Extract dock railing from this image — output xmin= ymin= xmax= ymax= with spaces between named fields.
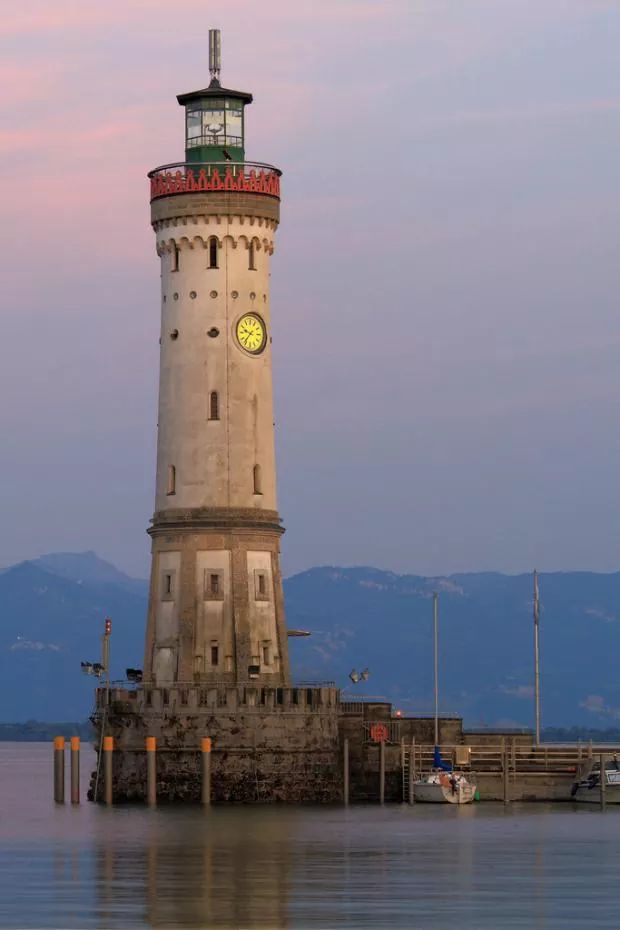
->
xmin=403 ymin=741 xmax=620 ymax=786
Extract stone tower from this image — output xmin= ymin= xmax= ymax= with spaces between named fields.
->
xmin=143 ymin=31 xmax=289 ymax=689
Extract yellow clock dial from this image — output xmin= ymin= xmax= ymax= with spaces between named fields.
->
xmin=236 ymin=314 xmax=266 ymax=354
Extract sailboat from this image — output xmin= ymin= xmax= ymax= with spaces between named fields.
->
xmin=413 ymin=593 xmax=477 ymax=804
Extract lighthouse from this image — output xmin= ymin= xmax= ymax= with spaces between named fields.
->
xmin=91 ymin=34 xmax=341 ymax=803
xmin=143 ymin=30 xmax=290 ymax=689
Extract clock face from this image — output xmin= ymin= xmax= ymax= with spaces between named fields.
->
xmin=236 ymin=314 xmax=267 ymax=354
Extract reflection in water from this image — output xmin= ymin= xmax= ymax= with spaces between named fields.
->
xmin=136 ymin=810 xmax=291 ymax=928
xmin=2 ymin=745 xmax=620 ymax=929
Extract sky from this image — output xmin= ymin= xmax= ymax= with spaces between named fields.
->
xmin=1 ymin=0 xmax=620 ymax=579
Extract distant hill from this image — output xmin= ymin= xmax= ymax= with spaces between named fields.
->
xmin=0 ymin=554 xmax=146 ymax=720
xmin=1 ymin=553 xmax=620 ymax=728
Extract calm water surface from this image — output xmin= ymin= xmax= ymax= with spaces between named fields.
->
xmin=0 ymin=743 xmax=618 ymax=929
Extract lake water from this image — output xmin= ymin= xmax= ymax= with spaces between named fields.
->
xmin=0 ymin=742 xmax=618 ymax=928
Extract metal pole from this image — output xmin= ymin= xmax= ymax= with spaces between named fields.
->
xmin=70 ymin=736 xmax=80 ymax=804
xmin=503 ymin=750 xmax=510 ymax=805
xmin=533 ymin=571 xmax=541 ymax=746
xmin=201 ymin=737 xmax=212 ymax=805
xmin=103 ymin=736 xmax=114 ymax=805
xmin=343 ymin=738 xmax=349 ymax=805
xmin=53 ymin=736 xmax=65 ymax=804
xmin=146 ymin=737 xmax=157 ymax=806
xmin=409 ymin=737 xmax=415 ymax=804
xmin=379 ymin=740 xmax=385 ymax=804
xmin=600 ymin=753 xmax=606 ymax=811
xmin=433 ymin=592 xmax=439 ymax=746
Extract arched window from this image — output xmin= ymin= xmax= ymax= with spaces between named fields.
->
xmin=171 ymin=243 xmax=180 ymax=272
xmin=253 ymin=464 xmax=262 ymax=495
xmin=209 ymin=391 xmax=219 ymax=421
xmin=167 ymin=465 xmax=176 ymax=495
xmin=208 ymin=237 xmax=218 ymax=269
xmin=248 ymin=241 xmax=256 ymax=271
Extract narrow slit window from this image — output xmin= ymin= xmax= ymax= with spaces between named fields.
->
xmin=209 ymin=391 xmax=219 ymax=421
xmin=210 ymin=573 xmax=220 ymax=596
xmin=258 ymin=573 xmax=266 ymax=596
xmin=211 ymin=645 xmax=219 ymax=666
xmin=253 ymin=464 xmax=262 ymax=495
xmin=248 ymin=241 xmax=256 ymax=270
xmin=172 ymin=244 xmax=180 ymax=272
xmin=167 ymin=465 xmax=176 ymax=495
xmin=262 ymin=643 xmax=271 ymax=666
xmin=208 ymin=237 xmax=218 ymax=269
xmin=164 ymin=573 xmax=173 ymax=595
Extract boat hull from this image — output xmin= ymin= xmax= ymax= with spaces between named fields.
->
xmin=414 ymin=778 xmax=476 ymax=805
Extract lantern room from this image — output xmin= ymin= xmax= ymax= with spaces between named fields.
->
xmin=177 ymin=30 xmax=252 ymax=164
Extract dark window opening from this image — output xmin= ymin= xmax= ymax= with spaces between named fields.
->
xmin=172 ymin=244 xmax=180 ymax=272
xmin=210 ymin=573 xmax=220 ymax=596
xmin=167 ymin=465 xmax=176 ymax=495
xmin=211 ymin=645 xmax=219 ymax=666
xmin=164 ymin=573 xmax=173 ymax=595
xmin=258 ymin=573 xmax=266 ymax=596
xmin=209 ymin=391 xmax=219 ymax=420
xmin=253 ymin=464 xmax=262 ymax=495
xmin=248 ymin=241 xmax=256 ymax=270
xmin=208 ymin=237 xmax=218 ymax=269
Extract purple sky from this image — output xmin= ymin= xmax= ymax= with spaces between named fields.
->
xmin=2 ymin=0 xmax=620 ymax=578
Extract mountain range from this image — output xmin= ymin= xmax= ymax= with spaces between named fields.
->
xmin=1 ymin=551 xmax=619 ymax=728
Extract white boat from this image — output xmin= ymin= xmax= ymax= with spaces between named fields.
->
xmin=411 ymin=593 xmax=477 ymax=804
xmin=414 ymin=770 xmax=476 ymax=804
xmin=572 ymin=758 xmax=620 ymax=804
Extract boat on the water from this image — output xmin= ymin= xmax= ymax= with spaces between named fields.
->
xmin=414 ymin=769 xmax=477 ymax=804
xmin=571 ymin=757 xmax=620 ymax=803
xmin=412 ymin=593 xmax=477 ymax=805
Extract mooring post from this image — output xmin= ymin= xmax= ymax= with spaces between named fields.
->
xmin=201 ymin=737 xmax=212 ymax=806
xmin=409 ymin=737 xmax=415 ymax=804
xmin=600 ymin=753 xmax=606 ymax=811
xmin=343 ymin=738 xmax=350 ymax=805
xmin=53 ymin=736 xmax=65 ymax=804
xmin=103 ymin=736 xmax=114 ymax=806
xmin=146 ymin=737 xmax=157 ymax=806
xmin=379 ymin=740 xmax=385 ymax=804
xmin=503 ymin=750 xmax=510 ymax=805
xmin=70 ymin=736 xmax=80 ymax=805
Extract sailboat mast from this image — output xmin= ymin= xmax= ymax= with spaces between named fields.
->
xmin=433 ymin=592 xmax=439 ymax=746
xmin=533 ymin=570 xmax=541 ymax=746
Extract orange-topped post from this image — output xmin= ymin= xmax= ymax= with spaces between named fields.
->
xmin=103 ymin=736 xmax=114 ymax=805
xmin=146 ymin=737 xmax=157 ymax=806
xmin=53 ymin=736 xmax=65 ymax=804
xmin=201 ymin=737 xmax=212 ymax=805
xmin=70 ymin=736 xmax=80 ymax=804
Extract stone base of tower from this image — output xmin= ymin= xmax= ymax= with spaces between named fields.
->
xmin=89 ymin=683 xmax=342 ymax=803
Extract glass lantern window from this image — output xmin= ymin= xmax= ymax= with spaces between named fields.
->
xmin=185 ymin=101 xmax=244 ymax=149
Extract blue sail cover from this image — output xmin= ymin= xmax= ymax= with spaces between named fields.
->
xmin=433 ymin=746 xmax=453 ymax=772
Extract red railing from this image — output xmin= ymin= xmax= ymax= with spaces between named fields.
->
xmin=149 ymin=161 xmax=281 ymax=201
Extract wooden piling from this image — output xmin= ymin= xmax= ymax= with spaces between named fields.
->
xmin=503 ymin=750 xmax=510 ymax=805
xmin=70 ymin=736 xmax=80 ymax=804
xmin=600 ymin=753 xmax=606 ymax=811
xmin=103 ymin=736 xmax=114 ymax=806
xmin=201 ymin=737 xmax=212 ymax=806
xmin=53 ymin=736 xmax=65 ymax=804
xmin=379 ymin=740 xmax=385 ymax=804
xmin=409 ymin=738 xmax=415 ymax=804
xmin=343 ymin=738 xmax=349 ymax=805
xmin=146 ymin=737 xmax=157 ymax=806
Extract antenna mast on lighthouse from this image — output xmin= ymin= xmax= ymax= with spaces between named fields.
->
xmin=209 ymin=28 xmax=222 ymax=83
